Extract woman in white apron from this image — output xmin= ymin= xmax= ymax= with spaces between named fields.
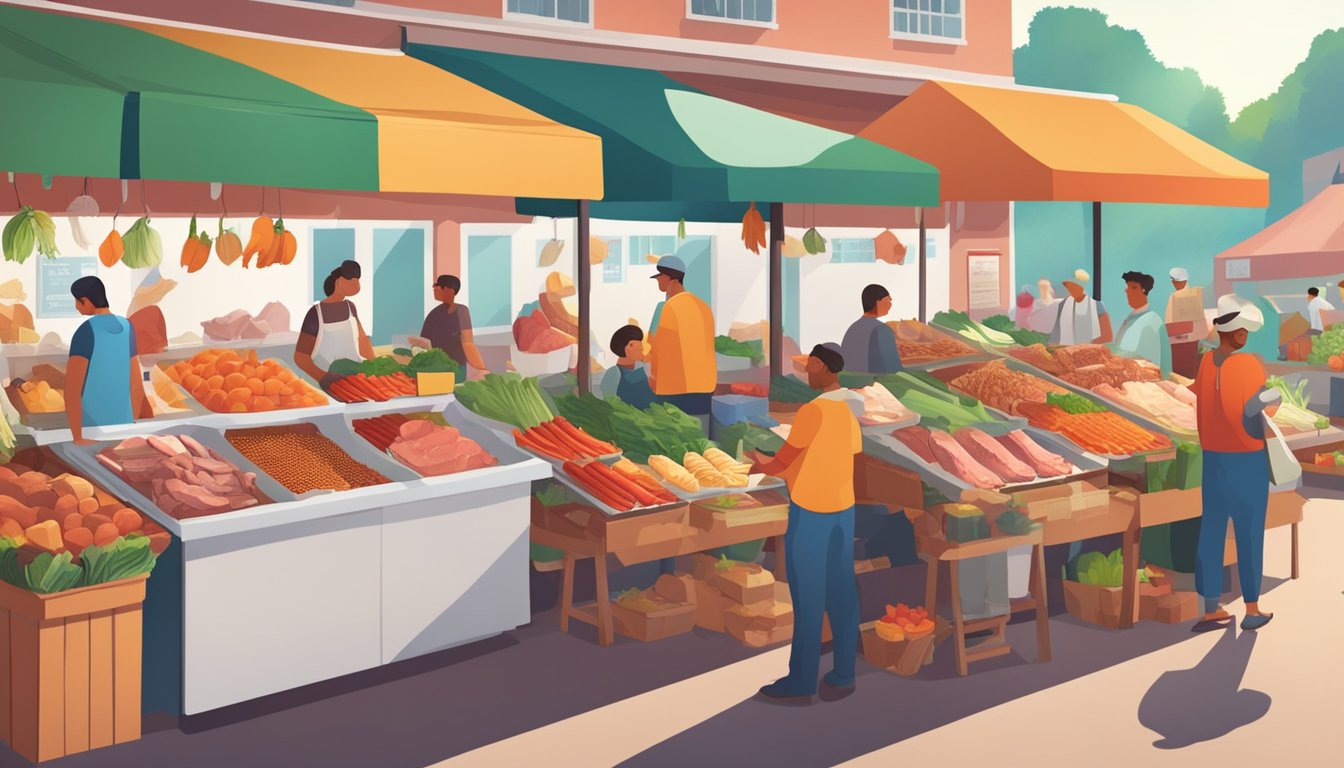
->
xmin=293 ymin=260 xmax=374 ymax=387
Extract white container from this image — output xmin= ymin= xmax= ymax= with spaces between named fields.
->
xmin=511 ymin=344 xmax=572 ymax=378
xmin=716 ymin=352 xmax=754 ymax=372
xmin=1006 ymin=544 xmax=1032 ymax=599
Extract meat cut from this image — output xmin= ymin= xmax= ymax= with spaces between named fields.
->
xmin=997 ymin=431 xmax=1075 ymax=478
xmin=388 ymin=419 xmax=499 ymax=477
xmin=954 ymin=428 xmax=1036 ymax=483
xmin=927 ymin=430 xmax=1003 ymax=489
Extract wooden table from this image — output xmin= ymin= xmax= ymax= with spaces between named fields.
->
xmin=531 ymin=492 xmax=790 ymax=646
xmin=917 ymin=529 xmax=1051 ymax=677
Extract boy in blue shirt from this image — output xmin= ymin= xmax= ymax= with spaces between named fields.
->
xmin=66 ymin=276 xmax=144 ymax=444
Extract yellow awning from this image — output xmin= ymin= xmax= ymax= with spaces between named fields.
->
xmin=132 ymin=24 xmax=603 ymax=199
xmin=861 ymin=81 xmax=1267 ymax=206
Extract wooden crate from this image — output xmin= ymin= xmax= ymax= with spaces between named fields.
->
xmin=0 ymin=575 xmax=147 ymax=763
xmin=1061 ymin=580 xmax=1137 ymax=630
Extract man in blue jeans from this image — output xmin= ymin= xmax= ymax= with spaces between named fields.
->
xmin=751 ymin=343 xmax=863 ymax=704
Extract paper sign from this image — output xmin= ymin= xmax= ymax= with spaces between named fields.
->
xmin=968 ymin=254 xmax=1002 ymax=310
xmin=37 ymin=256 xmax=98 ymax=318
xmin=1225 ymin=259 xmax=1251 ymax=280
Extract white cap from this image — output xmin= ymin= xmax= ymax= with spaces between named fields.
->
xmin=1074 ymin=269 xmax=1090 ymax=283
xmin=1170 ymin=267 xmax=1189 ymax=281
xmin=1213 ymin=294 xmax=1264 ymax=334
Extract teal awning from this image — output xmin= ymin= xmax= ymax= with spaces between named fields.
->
xmin=0 ymin=5 xmax=377 ymax=190
xmin=517 ymin=200 xmax=766 ymax=223
xmin=407 ymin=46 xmax=940 ymax=213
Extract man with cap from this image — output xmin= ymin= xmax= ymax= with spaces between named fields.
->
xmin=1166 ymin=267 xmax=1207 ymax=378
xmin=750 ymin=343 xmax=863 ymax=704
xmin=647 ymin=255 xmax=716 ymax=415
xmin=1049 ymin=271 xmax=1112 ymax=345
xmin=410 ymin=274 xmax=488 ymax=374
xmin=1189 ymin=294 xmax=1279 ymax=633
xmin=1113 ymin=271 xmax=1170 ymax=376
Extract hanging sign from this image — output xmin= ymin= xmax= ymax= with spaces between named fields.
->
xmin=38 ymin=257 xmax=98 ymax=318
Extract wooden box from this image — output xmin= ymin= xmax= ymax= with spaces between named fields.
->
xmin=860 ymin=622 xmax=936 ymax=676
xmin=0 ymin=575 xmax=147 ymax=763
xmin=692 ymin=579 xmax=731 ymax=633
xmin=716 ymin=566 xmax=775 ymax=606
xmin=855 ymin=455 xmax=924 ymax=510
xmin=610 ymin=597 xmax=697 ymax=642
xmin=1061 ymin=580 xmax=1138 ymax=630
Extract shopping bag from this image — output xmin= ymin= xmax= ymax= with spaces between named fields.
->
xmin=1264 ymin=415 xmax=1302 ymax=486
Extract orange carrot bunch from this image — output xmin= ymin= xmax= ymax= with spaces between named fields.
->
xmin=513 ymin=417 xmax=617 ymax=461
xmin=741 ymin=202 xmax=766 ymax=254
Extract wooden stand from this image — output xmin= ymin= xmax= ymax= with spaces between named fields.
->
xmin=532 ymin=492 xmax=790 ymax=646
xmin=919 ymin=529 xmax=1051 ymax=677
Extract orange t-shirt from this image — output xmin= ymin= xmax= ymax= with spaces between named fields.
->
xmin=1192 ymin=351 xmax=1266 ymax=453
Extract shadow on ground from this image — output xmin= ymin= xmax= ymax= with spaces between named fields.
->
xmin=1137 ymin=627 xmax=1270 ymax=749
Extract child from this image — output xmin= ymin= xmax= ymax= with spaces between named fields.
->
xmin=599 ymin=325 xmax=654 ymax=409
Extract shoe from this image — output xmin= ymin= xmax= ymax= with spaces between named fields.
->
xmin=756 ymin=681 xmax=814 ymax=706
xmin=818 ymin=678 xmax=855 ymax=703
xmin=1240 ymin=613 xmax=1274 ymax=631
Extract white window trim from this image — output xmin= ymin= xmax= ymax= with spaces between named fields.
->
xmin=889 ymin=1 xmax=967 ymax=47
xmin=502 ymin=0 xmax=594 ymax=29
xmin=685 ymin=0 xmax=778 ymax=30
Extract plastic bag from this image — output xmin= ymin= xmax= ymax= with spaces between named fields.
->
xmin=1264 ymin=415 xmax=1302 ymax=487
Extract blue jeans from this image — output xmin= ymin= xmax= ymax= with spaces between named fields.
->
xmin=1197 ymin=450 xmax=1269 ymax=603
xmin=779 ymin=503 xmax=859 ymax=695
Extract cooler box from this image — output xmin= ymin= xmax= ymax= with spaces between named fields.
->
xmin=711 ymin=394 xmax=769 ymax=427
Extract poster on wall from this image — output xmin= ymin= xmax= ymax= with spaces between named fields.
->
xmin=968 ymin=252 xmax=1001 ymax=310
xmin=1225 ymin=258 xmax=1251 ymax=280
xmin=37 ymin=256 xmax=98 ymax=318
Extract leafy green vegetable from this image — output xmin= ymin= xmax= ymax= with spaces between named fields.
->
xmin=677 ymin=218 xmax=687 ymax=241
xmin=533 ymin=483 xmax=568 ymax=508
xmin=715 ymin=336 xmax=764 ymax=366
xmin=0 ymin=535 xmax=157 ymax=594
xmin=1074 ymin=549 xmax=1125 ymax=587
xmin=328 ymin=358 xmax=363 ymax=377
xmin=404 ymin=348 xmax=462 ymax=378
xmin=121 ymin=216 xmax=163 ymax=268
xmin=713 ymin=422 xmax=784 ymax=457
xmin=768 ymin=375 xmax=817 ymax=404
xmin=982 ymin=314 xmax=1049 ymax=346
xmin=552 ymin=393 xmax=708 ymax=463
xmin=1308 ymin=326 xmax=1344 ymax=366
xmin=360 ymin=356 xmax=404 ymax=377
xmin=2 ymin=207 xmax=57 ymax=263
xmin=802 ymin=227 xmax=827 ymax=255
xmin=1047 ymin=392 xmax=1108 ymax=415
xmin=80 ymin=535 xmax=156 ymax=587
xmin=393 ymin=347 xmax=413 ymax=357
xmin=933 ymin=310 xmax=1016 ymax=347
xmin=881 ymin=372 xmax=993 ymax=426
xmin=456 ymin=373 xmax=553 ymax=429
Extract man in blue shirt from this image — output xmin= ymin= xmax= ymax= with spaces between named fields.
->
xmin=1113 ymin=271 xmax=1171 ymax=376
xmin=840 ymin=284 xmax=902 ymax=374
xmin=65 ymin=276 xmax=144 ymax=444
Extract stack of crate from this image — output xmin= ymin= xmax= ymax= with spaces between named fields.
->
xmin=690 ymin=554 xmax=793 ymax=648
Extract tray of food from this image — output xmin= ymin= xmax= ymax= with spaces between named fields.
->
xmin=554 ymin=458 xmax=682 ymax=517
xmin=343 ymin=411 xmax=503 ymax=479
xmin=644 ymin=448 xmax=784 ymax=502
xmin=6 ymin=362 xmax=202 ymax=431
xmin=222 ymin=422 xmax=401 ymax=497
xmin=889 ymin=318 xmax=986 ymax=366
xmin=160 ymin=348 xmax=329 ymax=417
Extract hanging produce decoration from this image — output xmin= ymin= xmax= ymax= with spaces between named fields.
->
xmin=67 ymin=178 xmax=99 ymax=251
xmin=740 ymin=202 xmax=766 ymax=254
xmin=179 ymin=215 xmax=213 ymax=274
xmin=802 ymin=227 xmax=827 ymax=255
xmin=589 ymin=235 xmax=608 ymax=265
xmin=538 ymin=218 xmax=564 ymax=267
xmin=782 ymin=236 xmax=807 ymax=258
xmin=215 ymin=216 xmax=242 ymax=265
xmin=677 ymin=218 xmax=687 ymax=241
xmin=874 ymin=228 xmax=907 ymax=265
xmin=2 ymin=207 xmax=58 ymax=264
xmin=99 ymin=195 xmax=124 ymax=268
xmin=120 ymin=216 xmax=163 ymax=269
xmin=241 ymin=215 xmax=275 ymax=268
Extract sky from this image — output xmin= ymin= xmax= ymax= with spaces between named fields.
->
xmin=1012 ymin=0 xmax=1344 ymax=117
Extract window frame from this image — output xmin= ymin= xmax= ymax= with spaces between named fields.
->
xmin=685 ymin=0 xmax=779 ymax=30
xmin=889 ymin=0 xmax=966 ymax=46
xmin=828 ymin=237 xmax=878 ymax=265
xmin=503 ymin=0 xmax=594 ymax=29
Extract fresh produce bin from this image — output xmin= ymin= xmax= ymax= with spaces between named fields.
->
xmin=1062 ymin=580 xmax=1138 ymax=630
xmin=0 ymin=575 xmax=147 ymax=763
xmin=860 ymin=622 xmax=935 ymax=676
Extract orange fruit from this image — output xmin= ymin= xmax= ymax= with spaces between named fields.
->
xmin=206 ymin=375 xmax=225 ymax=390
xmin=251 ymin=396 xmax=275 ymax=411
xmin=223 ymin=372 xmax=248 ymax=391
xmin=191 ymin=384 xmax=211 ymax=402
xmin=245 ymin=378 xmax=264 ymax=396
xmin=241 ymin=365 xmax=257 ymax=379
xmin=205 ymin=391 xmax=229 ymax=412
xmin=229 ymin=402 xmax=248 ymax=413
xmin=263 ymin=379 xmax=283 ymax=397
xmin=227 ymin=387 xmax=252 ymax=404
xmin=182 ymin=373 xmax=205 ymax=391
xmin=217 ymin=360 xmax=242 ymax=376
xmin=198 ymin=363 xmax=218 ymax=379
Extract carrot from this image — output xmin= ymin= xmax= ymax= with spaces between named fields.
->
xmin=523 ymin=427 xmax=570 ymax=459
xmin=535 ymin=421 xmax=580 ymax=456
xmin=578 ymin=463 xmax=640 ymax=508
xmin=564 ymin=462 xmax=632 ymax=510
xmin=590 ymin=462 xmax=658 ymax=507
xmin=553 ymin=417 xmax=614 ymax=455
xmin=548 ymin=421 xmax=598 ymax=457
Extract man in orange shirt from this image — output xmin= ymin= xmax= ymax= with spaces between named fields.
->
xmin=1190 ymin=295 xmax=1280 ymax=633
xmin=647 ymin=255 xmax=716 ymax=416
xmin=751 ymin=343 xmax=863 ymax=704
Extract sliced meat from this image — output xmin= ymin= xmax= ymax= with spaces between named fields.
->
xmin=179 ymin=434 xmax=210 ymax=458
xmin=224 ymin=494 xmax=259 ymax=510
xmin=927 ymin=430 xmax=1003 ymax=489
xmin=147 ymin=435 xmax=182 ymax=457
xmin=96 ymin=453 xmax=125 ymax=477
xmin=997 ymin=431 xmax=1075 ymax=478
xmin=164 ymin=479 xmax=230 ymax=511
xmin=954 ymin=428 xmax=1036 ymax=484
xmin=890 ymin=426 xmax=937 ymax=465
xmin=190 ymin=456 xmax=236 ymax=475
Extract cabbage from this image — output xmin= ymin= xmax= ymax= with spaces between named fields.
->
xmin=121 ymin=216 xmax=163 ymax=268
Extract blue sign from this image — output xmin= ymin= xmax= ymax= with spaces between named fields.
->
xmin=38 ymin=257 xmax=98 ymax=318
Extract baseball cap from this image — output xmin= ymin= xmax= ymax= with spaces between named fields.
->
xmin=651 ymin=255 xmax=687 ymax=278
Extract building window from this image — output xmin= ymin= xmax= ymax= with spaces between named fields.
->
xmin=505 ymin=0 xmax=590 ymax=25
xmin=628 ymin=235 xmax=678 ymax=266
xmin=468 ymin=235 xmax=514 ymax=328
xmin=602 ymin=239 xmax=625 ymax=284
xmin=891 ymin=0 xmax=964 ymax=44
xmin=829 ymin=238 xmax=877 ymax=264
xmin=688 ymin=0 xmax=776 ymax=27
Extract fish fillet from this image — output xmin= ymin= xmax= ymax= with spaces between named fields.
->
xmin=928 ymin=430 xmax=1003 ymax=489
xmin=954 ymin=428 xmax=1036 ymax=483
xmin=997 ymin=431 xmax=1074 ymax=478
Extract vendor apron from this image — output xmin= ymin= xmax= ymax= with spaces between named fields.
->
xmin=81 ymin=315 xmax=135 ymax=427
xmin=310 ymin=301 xmax=361 ymax=371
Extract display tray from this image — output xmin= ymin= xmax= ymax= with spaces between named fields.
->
xmin=663 ymin=472 xmax=784 ymax=502
xmin=896 ymin=321 xmax=997 ymax=369
xmin=864 ymin=425 xmax=1108 ymax=500
xmin=552 ymin=466 xmax=684 ymax=518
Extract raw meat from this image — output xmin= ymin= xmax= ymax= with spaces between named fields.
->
xmin=99 ymin=434 xmax=267 ymax=518
xmin=388 ymin=419 xmax=499 ymax=477
xmin=129 ymin=306 xmax=168 ymax=355
xmin=927 ymin=430 xmax=1003 ymax=489
xmin=255 ymin=302 xmax=291 ymax=334
xmin=954 ymin=428 xmax=1037 ymax=483
xmin=996 ymin=431 xmax=1075 ymax=478
xmin=890 ymin=426 xmax=937 ymax=465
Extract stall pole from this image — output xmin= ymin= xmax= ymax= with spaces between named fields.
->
xmin=1092 ymin=201 xmax=1102 ymax=301
xmin=577 ymin=199 xmax=592 ymax=395
xmin=769 ymin=202 xmax=785 ymax=378
xmin=918 ymin=208 xmax=928 ymax=322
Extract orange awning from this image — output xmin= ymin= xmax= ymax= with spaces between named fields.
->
xmin=129 ymin=24 xmax=603 ymax=199
xmin=861 ymin=81 xmax=1268 ymax=206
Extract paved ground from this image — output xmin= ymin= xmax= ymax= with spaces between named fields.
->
xmin=2 ymin=501 xmax=1335 ymax=768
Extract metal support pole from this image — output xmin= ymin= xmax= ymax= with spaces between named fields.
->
xmin=1092 ymin=201 xmax=1102 ymax=301
xmin=576 ymin=199 xmax=591 ymax=395
xmin=918 ymin=208 xmax=928 ymax=322
xmin=769 ymin=202 xmax=784 ymax=378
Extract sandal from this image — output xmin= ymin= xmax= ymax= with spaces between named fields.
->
xmin=1191 ymin=616 xmax=1234 ymax=633
xmin=1240 ymin=613 xmax=1274 ymax=631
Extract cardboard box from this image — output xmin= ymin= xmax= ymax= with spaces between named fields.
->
xmin=856 ymin=455 xmax=924 ymax=510
xmin=1062 ymin=580 xmax=1138 ymax=630
xmin=692 ymin=579 xmax=731 ymax=633
xmin=717 ymin=565 xmax=775 ymax=606
xmin=1138 ymin=582 xmax=1173 ymax=621
xmin=653 ymin=574 xmax=696 ymax=605
xmin=1152 ymin=591 xmax=1200 ymax=625
xmin=610 ymin=594 xmax=697 ymax=642
xmin=860 ymin=623 xmax=936 ymax=676
xmin=1280 ymin=312 xmax=1310 ymax=345
xmin=1011 ymin=480 xmax=1109 ymax=521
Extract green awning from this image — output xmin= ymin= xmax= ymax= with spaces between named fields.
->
xmin=0 ymin=5 xmax=377 ymax=190
xmin=517 ymin=200 xmax=766 ymax=223
xmin=407 ymin=46 xmax=940 ymax=213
